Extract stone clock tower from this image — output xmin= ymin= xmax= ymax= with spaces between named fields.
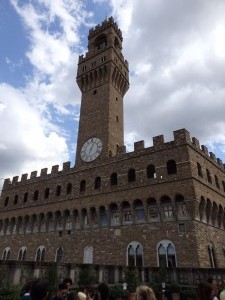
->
xmin=75 ymin=17 xmax=129 ymax=167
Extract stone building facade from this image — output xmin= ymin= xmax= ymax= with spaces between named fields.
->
xmin=1 ymin=18 xmax=225 ymax=277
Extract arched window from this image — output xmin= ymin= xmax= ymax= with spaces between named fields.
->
xmin=94 ymin=33 xmax=107 ymax=50
xmin=111 ymin=172 xmax=118 ymax=186
xmin=197 ymin=163 xmax=203 ymax=178
xmin=80 ymin=180 xmax=86 ymax=192
xmin=208 ymin=244 xmax=217 ymax=268
xmin=56 ymin=185 xmax=61 ymax=196
xmin=83 ymin=246 xmax=93 ymax=264
xmin=99 ymin=206 xmax=108 ymax=226
xmin=222 ymin=181 xmax=225 ymax=192
xmin=175 ymin=194 xmax=189 ymax=219
xmin=206 ymin=199 xmax=212 ymax=224
xmin=23 ymin=192 xmax=28 ymax=203
xmin=134 ymin=200 xmax=145 ymax=222
xmin=55 ymin=247 xmax=64 ymax=263
xmin=45 ymin=188 xmax=50 ymax=199
xmin=33 ymin=190 xmax=39 ymax=201
xmin=127 ymin=242 xmax=143 ymax=266
xmin=67 ymin=183 xmax=72 ymax=194
xmin=157 ymin=240 xmax=176 ymax=267
xmin=110 ymin=203 xmax=120 ymax=226
xmin=35 ymin=246 xmax=46 ymax=262
xmin=122 ymin=202 xmax=132 ymax=223
xmin=18 ymin=247 xmax=27 ymax=261
xmin=14 ymin=194 xmax=18 ymax=205
xmin=206 ymin=169 xmax=212 ymax=183
xmin=90 ymin=207 xmax=98 ymax=226
xmin=4 ymin=197 xmax=9 ymax=207
xmin=2 ymin=247 xmax=10 ymax=260
xmin=199 ymin=196 xmax=206 ymax=222
xmin=128 ymin=168 xmax=136 ymax=182
xmin=215 ymin=175 xmax=220 ymax=189
xmin=167 ymin=160 xmax=177 ymax=175
xmin=147 ymin=164 xmax=156 ymax=179
xmin=95 ymin=177 xmax=101 ymax=189
xmin=147 ymin=198 xmax=159 ymax=221
xmin=160 ymin=196 xmax=173 ymax=219
xmin=82 ymin=209 xmax=89 ymax=228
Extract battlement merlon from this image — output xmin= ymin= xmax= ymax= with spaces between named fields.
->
xmin=88 ymin=17 xmax=123 ymax=41
xmin=1 ymin=161 xmax=72 ymax=188
xmin=78 ymin=53 xmax=129 ymax=69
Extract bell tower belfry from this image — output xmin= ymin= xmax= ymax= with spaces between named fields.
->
xmin=75 ymin=17 xmax=129 ymax=167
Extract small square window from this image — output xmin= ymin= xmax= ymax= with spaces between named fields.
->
xmin=67 ymin=230 xmax=71 ymax=235
xmin=59 ymin=231 xmax=62 ymax=237
xmin=178 ymin=223 xmax=185 ymax=235
xmin=93 ymin=90 xmax=97 ymax=95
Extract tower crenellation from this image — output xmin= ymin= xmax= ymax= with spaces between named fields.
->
xmin=88 ymin=17 xmax=123 ymax=41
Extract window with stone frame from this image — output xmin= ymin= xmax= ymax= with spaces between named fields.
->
xmin=80 ymin=180 xmax=86 ymax=192
xmin=127 ymin=242 xmax=143 ymax=266
xmin=55 ymin=247 xmax=64 ymax=263
xmin=4 ymin=197 xmax=9 ymax=207
xmin=110 ymin=172 xmax=118 ymax=185
xmin=147 ymin=198 xmax=160 ymax=221
xmin=35 ymin=246 xmax=46 ymax=262
xmin=14 ymin=194 xmax=19 ymax=204
xmin=67 ymin=183 xmax=72 ymax=194
xmin=208 ymin=244 xmax=217 ymax=268
xmin=215 ymin=175 xmax=220 ymax=189
xmin=44 ymin=188 xmax=49 ymax=199
xmin=160 ymin=196 xmax=173 ymax=219
xmin=128 ymin=168 xmax=136 ymax=182
xmin=122 ymin=202 xmax=132 ymax=223
xmin=147 ymin=164 xmax=156 ymax=179
xmin=95 ymin=177 xmax=101 ymax=189
xmin=23 ymin=192 xmax=28 ymax=202
xmin=33 ymin=190 xmax=39 ymax=201
xmin=157 ymin=240 xmax=176 ymax=267
xmin=178 ymin=223 xmax=185 ymax=235
xmin=197 ymin=162 xmax=203 ymax=178
xmin=175 ymin=194 xmax=189 ymax=219
xmin=134 ymin=199 xmax=145 ymax=222
xmin=2 ymin=247 xmax=10 ymax=260
xmin=83 ymin=246 xmax=93 ymax=264
xmin=18 ymin=247 xmax=27 ymax=261
xmin=82 ymin=209 xmax=89 ymax=228
xmin=206 ymin=169 xmax=212 ymax=184
xmin=99 ymin=206 xmax=108 ymax=226
xmin=110 ymin=203 xmax=120 ymax=226
xmin=56 ymin=184 xmax=61 ymax=196
xmin=167 ymin=159 xmax=177 ymax=175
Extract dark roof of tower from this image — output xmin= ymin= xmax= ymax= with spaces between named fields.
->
xmin=88 ymin=16 xmax=123 ymax=41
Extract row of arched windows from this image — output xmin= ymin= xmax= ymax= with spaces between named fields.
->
xmin=0 ymin=240 xmax=177 ymax=267
xmin=3 ymin=160 xmax=178 ymax=207
xmin=197 ymin=162 xmax=225 ymax=192
xmin=1 ymin=240 xmax=218 ymax=268
xmin=0 ymin=195 xmax=190 ymax=236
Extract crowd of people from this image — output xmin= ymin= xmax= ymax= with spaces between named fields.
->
xmin=19 ymin=276 xmax=225 ymax=300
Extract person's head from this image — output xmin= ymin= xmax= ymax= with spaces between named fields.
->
xmin=68 ymin=292 xmax=79 ymax=300
xmin=22 ymin=281 xmax=32 ymax=294
xmin=30 ymin=280 xmax=49 ymax=300
xmin=197 ymin=282 xmax=213 ymax=300
xmin=57 ymin=283 xmax=69 ymax=299
xmin=136 ymin=285 xmax=156 ymax=300
xmin=63 ymin=277 xmax=73 ymax=290
xmin=207 ymin=278 xmax=217 ymax=290
xmin=97 ymin=283 xmax=109 ymax=300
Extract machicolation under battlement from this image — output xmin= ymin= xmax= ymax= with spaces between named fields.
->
xmin=88 ymin=17 xmax=122 ymax=41
xmin=3 ymin=128 xmax=225 ymax=188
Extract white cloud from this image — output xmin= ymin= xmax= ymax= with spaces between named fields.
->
xmin=109 ymin=0 xmax=225 ymax=161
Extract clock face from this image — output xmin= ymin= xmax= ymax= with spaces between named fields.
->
xmin=80 ymin=137 xmax=103 ymax=162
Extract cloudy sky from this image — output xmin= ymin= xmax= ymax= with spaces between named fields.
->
xmin=1 ymin=0 xmax=225 ymax=190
